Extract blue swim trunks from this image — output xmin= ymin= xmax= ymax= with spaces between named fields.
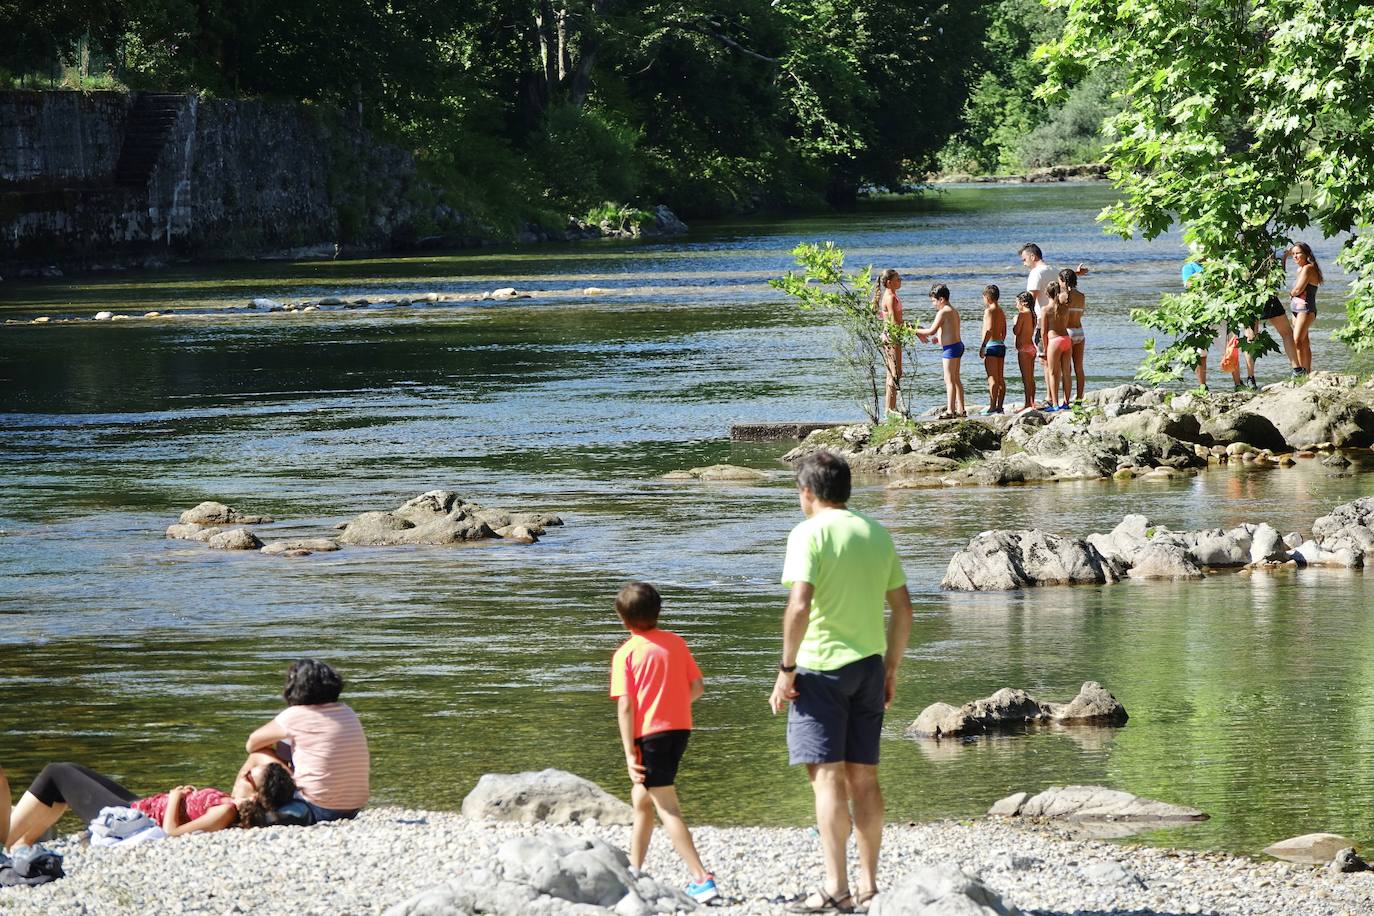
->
xmin=941 ymin=341 xmax=966 ymax=360
xmin=984 ymin=341 xmax=1007 ymax=359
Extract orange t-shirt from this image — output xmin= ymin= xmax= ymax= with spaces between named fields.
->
xmin=609 ymin=628 xmax=702 ymax=738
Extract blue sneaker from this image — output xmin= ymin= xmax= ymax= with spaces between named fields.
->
xmin=686 ymin=874 xmax=719 ymax=904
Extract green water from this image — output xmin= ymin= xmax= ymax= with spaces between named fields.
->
xmin=2 ymin=186 xmax=1373 ymax=856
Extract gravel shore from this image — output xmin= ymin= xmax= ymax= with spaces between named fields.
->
xmin=2 ymin=808 xmax=1371 ymax=915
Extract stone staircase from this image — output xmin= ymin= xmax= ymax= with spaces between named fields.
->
xmin=113 ymin=93 xmax=186 ymax=187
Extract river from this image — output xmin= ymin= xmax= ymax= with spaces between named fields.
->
xmin=1 ymin=184 xmax=1372 ymax=855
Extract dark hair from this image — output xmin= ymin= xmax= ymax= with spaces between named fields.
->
xmin=794 ymin=451 xmax=851 ymax=505
xmin=283 ymin=658 xmax=343 ymax=706
xmin=615 ymin=581 xmax=661 ymax=630
xmin=1045 ymin=280 xmax=1062 ymax=309
xmin=929 ymin=283 xmax=950 ymax=303
xmin=1057 ymin=268 xmax=1077 ymax=291
xmin=1015 ymin=290 xmax=1035 ymax=309
xmin=236 ymin=762 xmax=296 ymax=829
xmin=1293 ymin=242 xmax=1324 ymax=284
xmin=1019 ymin=243 xmax=1043 ymax=260
xmin=983 ymin=284 xmax=1000 ymax=302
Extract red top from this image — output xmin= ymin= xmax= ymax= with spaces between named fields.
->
xmin=610 ymin=628 xmax=702 ymax=738
xmin=133 ymin=787 xmax=235 ymax=824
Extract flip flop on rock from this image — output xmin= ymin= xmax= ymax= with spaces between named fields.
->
xmin=785 ymin=888 xmax=855 ymax=913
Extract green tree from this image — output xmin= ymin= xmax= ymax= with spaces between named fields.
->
xmin=1043 ymin=0 xmax=1374 ymax=378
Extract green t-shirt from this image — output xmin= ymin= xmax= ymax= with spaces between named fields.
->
xmin=781 ymin=507 xmax=906 ymax=671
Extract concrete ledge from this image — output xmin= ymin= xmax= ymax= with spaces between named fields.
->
xmin=730 ymin=422 xmax=846 ymax=442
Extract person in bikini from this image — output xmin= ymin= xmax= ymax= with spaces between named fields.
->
xmin=914 ymin=284 xmax=965 ymax=418
xmin=1284 ymin=242 xmax=1323 ymax=375
xmin=978 ymin=284 xmax=1008 ymax=414
xmin=1059 ymin=269 xmax=1089 ymax=403
xmin=873 ymin=269 xmax=904 ymax=416
xmin=1012 ymin=291 xmax=1038 ymax=411
xmin=1042 ymin=281 xmax=1072 ymax=411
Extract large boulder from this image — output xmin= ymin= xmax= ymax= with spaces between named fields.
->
xmin=1097 ymin=408 xmax=1202 ymax=444
xmin=1200 ymin=408 xmax=1288 ymax=451
xmin=989 ymin=785 xmax=1207 ymax=822
xmin=1008 ymin=424 xmax=1125 ymax=479
xmin=337 ymin=490 xmax=560 ymax=546
xmin=1263 ymin=833 xmax=1361 ymax=866
xmin=910 ymin=419 xmax=1003 ymax=460
xmin=1081 ymin=384 xmax=1167 ymax=417
xmin=460 ymin=769 xmax=633 ymax=825
xmin=869 ymin=864 xmax=1020 ymax=916
xmin=1310 ymin=496 xmax=1374 ymax=566
xmin=941 ymin=530 xmax=1124 ymax=591
xmin=1243 ymin=374 xmax=1374 ymax=449
xmin=178 ymin=501 xmax=273 ymax=526
xmin=385 ymin=834 xmax=693 ymax=915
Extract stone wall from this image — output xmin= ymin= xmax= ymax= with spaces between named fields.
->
xmin=0 ymin=91 xmax=444 ymax=272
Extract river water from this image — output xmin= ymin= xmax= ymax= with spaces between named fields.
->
xmin=2 ymin=185 xmax=1372 ymax=855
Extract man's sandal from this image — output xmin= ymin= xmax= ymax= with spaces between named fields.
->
xmin=785 ymin=888 xmax=855 ymax=913
xmin=852 ymin=890 xmax=878 ymax=914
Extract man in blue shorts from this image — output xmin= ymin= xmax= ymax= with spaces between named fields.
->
xmin=769 ymin=451 xmax=913 ymax=913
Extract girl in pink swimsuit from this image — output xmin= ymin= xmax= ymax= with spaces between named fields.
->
xmin=1042 ymin=281 xmax=1073 ymax=411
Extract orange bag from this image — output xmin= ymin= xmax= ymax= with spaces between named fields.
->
xmin=1220 ymin=335 xmax=1239 ymax=373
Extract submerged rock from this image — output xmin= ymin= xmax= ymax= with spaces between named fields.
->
xmin=990 ymin=785 xmax=1207 ymax=822
xmin=261 ymin=538 xmax=340 ymax=556
xmin=337 ymin=490 xmax=561 ymax=546
xmin=206 ymin=528 xmax=264 ymax=550
xmin=907 ymin=681 xmax=1126 ymax=739
xmin=461 ymin=769 xmax=633 ymax=826
xmin=662 ymin=464 xmax=768 ymax=481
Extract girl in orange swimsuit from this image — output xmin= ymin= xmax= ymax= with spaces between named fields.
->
xmin=874 ymin=269 xmax=904 ymax=415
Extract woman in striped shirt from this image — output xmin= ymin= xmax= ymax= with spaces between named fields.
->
xmin=246 ymin=658 xmax=370 ymax=823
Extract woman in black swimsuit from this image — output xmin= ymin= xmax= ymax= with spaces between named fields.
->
xmin=1284 ymin=242 xmax=1323 ymax=375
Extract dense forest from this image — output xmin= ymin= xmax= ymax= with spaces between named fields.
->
xmin=0 ymin=0 xmax=1106 ymax=230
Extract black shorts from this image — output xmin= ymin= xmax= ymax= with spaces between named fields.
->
xmin=787 ymin=654 xmax=886 ymax=766
xmin=635 ymin=729 xmax=690 ymax=787
xmin=1262 ymin=296 xmax=1285 ymax=321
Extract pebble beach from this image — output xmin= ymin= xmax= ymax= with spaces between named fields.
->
xmin=3 ymin=809 xmax=1372 ymax=915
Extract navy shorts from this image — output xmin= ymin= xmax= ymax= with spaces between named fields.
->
xmin=787 ymin=654 xmax=886 ymax=766
xmin=636 ymin=729 xmax=690 ymax=787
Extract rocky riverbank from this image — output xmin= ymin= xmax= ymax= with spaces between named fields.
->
xmin=784 ymin=374 xmax=1374 ymax=487
xmin=3 ymin=807 xmax=1371 ymax=915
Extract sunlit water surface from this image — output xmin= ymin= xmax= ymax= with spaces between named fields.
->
xmin=2 ymin=186 xmax=1372 ymax=855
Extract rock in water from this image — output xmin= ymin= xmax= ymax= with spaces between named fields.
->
xmin=178 ymin=501 xmax=273 ymax=526
xmin=1047 ymin=681 xmax=1129 ymax=725
xmin=337 ymin=490 xmax=561 ymax=546
xmin=989 ymin=785 xmax=1207 ymax=822
xmin=870 ymin=863 xmax=1020 ymax=915
xmin=461 ymin=769 xmax=633 ymax=825
xmin=261 ymin=538 xmax=340 ymax=556
xmin=1125 ymin=542 xmax=1205 ymax=579
xmin=94 ymin=311 xmax=114 ymax=320
xmin=206 ymin=528 xmax=264 ymax=550
xmin=941 ymin=529 xmax=1123 ymax=590
xmin=662 ymin=464 xmax=767 ymax=481
xmin=1310 ymin=496 xmax=1374 ymax=566
xmin=1264 ymin=833 xmax=1361 ymax=865
xmin=907 ymin=682 xmax=1125 ymax=739
xmin=1243 ymin=375 xmax=1374 ymax=449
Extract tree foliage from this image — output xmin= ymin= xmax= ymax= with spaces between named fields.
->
xmin=1043 ymin=0 xmax=1374 ymax=376
xmin=0 ymin=0 xmax=986 ymax=224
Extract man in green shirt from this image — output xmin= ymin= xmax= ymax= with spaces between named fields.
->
xmin=770 ymin=450 xmax=913 ymax=913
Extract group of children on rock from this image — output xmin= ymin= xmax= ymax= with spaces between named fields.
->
xmin=874 ymin=243 xmax=1088 ymax=419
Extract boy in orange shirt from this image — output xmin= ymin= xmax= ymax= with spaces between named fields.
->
xmin=610 ymin=582 xmax=718 ymax=904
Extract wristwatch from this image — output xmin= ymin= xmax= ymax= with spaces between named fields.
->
xmin=779 ymin=662 xmax=797 ymax=673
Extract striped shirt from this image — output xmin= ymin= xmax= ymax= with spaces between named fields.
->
xmin=275 ymin=702 xmax=370 ymax=811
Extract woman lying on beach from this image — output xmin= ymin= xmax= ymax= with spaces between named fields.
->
xmin=5 ymin=752 xmax=295 ymax=846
